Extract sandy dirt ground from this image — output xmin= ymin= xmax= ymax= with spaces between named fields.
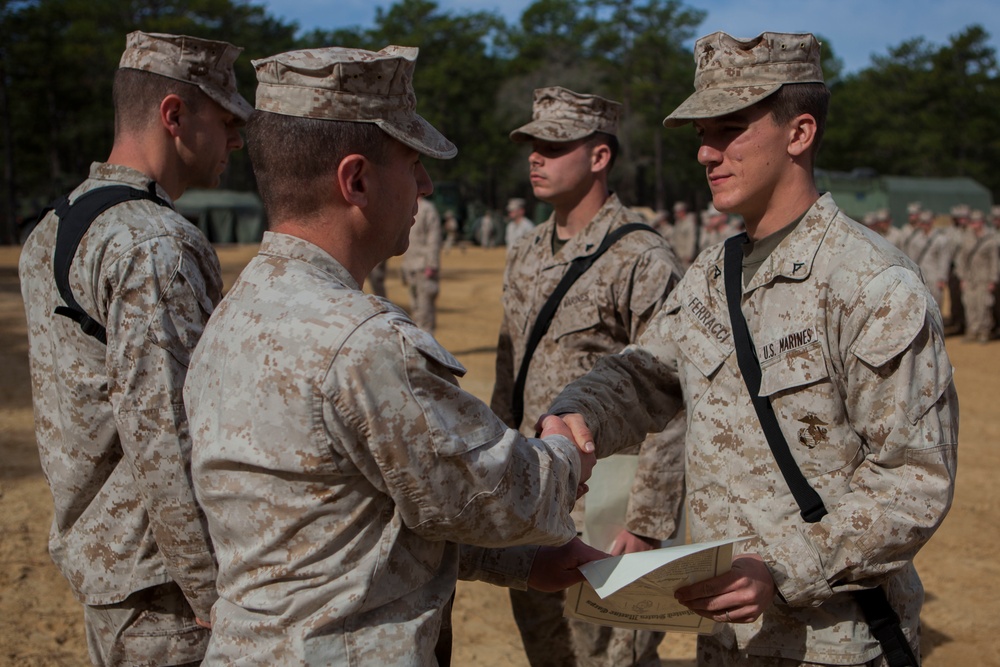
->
xmin=1 ymin=242 xmax=997 ymax=666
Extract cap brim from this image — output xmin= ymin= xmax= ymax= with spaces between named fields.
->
xmin=203 ymin=86 xmax=254 ymax=122
xmin=377 ymin=114 xmax=457 ymax=160
xmin=663 ymin=84 xmax=782 ymax=128
xmin=509 ymin=119 xmax=594 ymax=143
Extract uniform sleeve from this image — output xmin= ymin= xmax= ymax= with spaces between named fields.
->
xmin=549 ymin=306 xmax=687 ymax=460
xmin=761 ymin=267 xmax=958 ymax=606
xmin=104 ymin=235 xmax=220 ymax=620
xmin=458 ymin=544 xmax=539 ymax=590
xmin=615 ymin=243 xmax=687 ymax=540
xmin=327 ymin=315 xmax=580 ymax=548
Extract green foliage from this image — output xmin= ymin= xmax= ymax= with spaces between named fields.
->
xmin=824 ymin=25 xmax=1000 ymax=196
xmin=1 ymin=0 xmax=997 ymax=244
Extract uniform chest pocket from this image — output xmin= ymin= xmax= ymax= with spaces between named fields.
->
xmin=758 ymin=338 xmax=829 ymax=397
xmin=673 ymin=305 xmax=733 ymax=379
xmin=550 ymin=293 xmax=602 ymax=341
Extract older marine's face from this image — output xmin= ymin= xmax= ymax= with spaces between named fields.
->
xmin=372 ymin=139 xmax=434 ymax=257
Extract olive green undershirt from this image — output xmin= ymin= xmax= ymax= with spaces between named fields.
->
xmin=741 ymin=214 xmax=804 ymax=286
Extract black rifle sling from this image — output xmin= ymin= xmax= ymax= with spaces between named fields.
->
xmin=52 ymin=183 xmax=169 ymax=345
xmin=722 ymin=235 xmax=919 ymax=667
xmin=511 ymin=223 xmax=655 ymax=427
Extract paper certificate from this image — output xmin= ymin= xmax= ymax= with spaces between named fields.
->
xmin=564 ymin=538 xmax=745 ymax=633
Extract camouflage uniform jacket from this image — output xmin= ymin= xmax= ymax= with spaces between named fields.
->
xmin=491 ymin=193 xmax=685 ymax=540
xmin=185 ymin=232 xmax=581 ymax=666
xmin=401 ymin=196 xmax=441 ymax=274
xmin=900 ymin=226 xmax=954 ymax=291
xmin=18 ymin=162 xmax=221 ymax=618
xmin=955 ymin=228 xmax=1000 ymax=285
xmin=551 ymin=194 xmax=958 ymax=663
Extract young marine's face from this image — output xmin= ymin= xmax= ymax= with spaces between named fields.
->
xmin=373 ymin=139 xmax=434 ymax=256
xmin=694 ymin=104 xmax=790 ymax=222
xmin=179 ymin=98 xmax=244 ymax=190
xmin=527 ymin=138 xmax=594 ymax=207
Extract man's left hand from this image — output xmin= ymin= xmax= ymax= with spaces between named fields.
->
xmin=673 ymin=553 xmax=776 ymax=624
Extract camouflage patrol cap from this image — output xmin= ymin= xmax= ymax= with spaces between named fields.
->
xmin=664 ymin=31 xmax=824 ymax=128
xmin=907 ymin=201 xmax=922 ymax=215
xmin=950 ymin=203 xmax=970 ymax=218
xmin=119 ymin=31 xmax=253 ymax=121
xmin=510 ymin=86 xmax=621 ymax=143
xmin=507 ymin=197 xmax=526 ymax=212
xmin=992 ymin=205 xmax=1000 ymax=219
xmin=252 ymin=45 xmax=456 ymax=160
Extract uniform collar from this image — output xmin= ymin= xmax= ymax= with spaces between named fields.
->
xmin=709 ymin=192 xmax=838 ymax=297
xmin=536 ymin=193 xmax=625 ymax=267
xmin=258 ymin=231 xmax=361 ymax=291
xmin=88 ymin=162 xmax=175 ymax=205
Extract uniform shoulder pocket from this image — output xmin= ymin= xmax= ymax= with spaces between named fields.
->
xmin=851 ymin=275 xmax=927 ymax=368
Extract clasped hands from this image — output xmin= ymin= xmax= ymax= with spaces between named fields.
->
xmin=531 ymin=412 xmax=777 ymax=622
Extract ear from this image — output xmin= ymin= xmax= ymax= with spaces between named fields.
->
xmin=337 ymin=154 xmax=370 ymax=208
xmin=787 ymin=113 xmax=817 ymax=158
xmin=590 ymin=142 xmax=612 ymax=173
xmin=159 ymin=94 xmax=185 ymax=138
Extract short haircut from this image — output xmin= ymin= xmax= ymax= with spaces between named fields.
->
xmin=587 ymin=131 xmax=619 ymax=171
xmin=763 ymin=82 xmax=830 ymax=162
xmin=112 ymin=68 xmax=205 ymax=137
xmin=246 ymin=110 xmax=390 ymax=224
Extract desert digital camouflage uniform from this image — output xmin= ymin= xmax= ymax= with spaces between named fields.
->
xmin=671 ymin=201 xmax=700 ymax=271
xmin=954 ymin=211 xmax=1000 ymax=342
xmin=185 ymin=44 xmax=586 ymax=666
xmin=401 ymin=196 xmax=442 ymax=331
xmin=187 ymin=231 xmax=581 ymax=665
xmin=551 ymin=193 xmax=958 ymax=664
xmin=900 ymin=212 xmax=955 ymax=310
xmin=21 ymin=161 xmax=222 ymax=665
xmin=18 ymin=30 xmax=252 ymax=666
xmin=496 ymin=85 xmax=685 ymax=667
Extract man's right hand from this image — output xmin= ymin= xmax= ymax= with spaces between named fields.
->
xmin=536 ymin=413 xmax=596 ymax=497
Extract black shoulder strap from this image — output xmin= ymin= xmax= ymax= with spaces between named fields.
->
xmin=722 ymin=234 xmax=828 ymax=523
xmin=53 ymin=183 xmax=169 ymax=345
xmin=511 ymin=223 xmax=655 ymax=427
xmin=722 ymin=234 xmax=919 ymax=667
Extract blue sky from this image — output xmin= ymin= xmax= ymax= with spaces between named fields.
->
xmin=258 ymin=0 xmax=1000 ymax=75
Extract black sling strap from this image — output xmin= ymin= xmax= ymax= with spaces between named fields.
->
xmin=52 ymin=183 xmax=169 ymax=345
xmin=511 ymin=223 xmax=655 ymax=427
xmin=722 ymin=235 xmax=919 ymax=667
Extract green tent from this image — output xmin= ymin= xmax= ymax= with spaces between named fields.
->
xmin=816 ymin=170 xmax=993 ymax=226
xmin=174 ymin=189 xmax=266 ymax=243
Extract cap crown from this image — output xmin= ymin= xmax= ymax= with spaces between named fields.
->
xmin=252 ymin=45 xmax=456 ymax=159
xmin=510 ymin=86 xmax=621 ymax=143
xmin=664 ymin=31 xmax=824 ymax=127
xmin=119 ymin=31 xmax=252 ymax=120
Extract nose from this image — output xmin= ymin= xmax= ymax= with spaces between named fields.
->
xmin=417 ymin=162 xmax=433 ymax=198
xmin=697 ymin=141 xmax=720 ymax=167
xmin=529 ymin=151 xmax=543 ymax=168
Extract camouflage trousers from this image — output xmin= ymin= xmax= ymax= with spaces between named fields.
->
xmin=696 ymin=631 xmax=920 ymax=667
xmin=402 ymin=268 xmax=439 ymax=333
xmin=83 ymin=582 xmax=209 ymax=667
xmin=509 ymin=587 xmax=663 ymax=667
xmin=961 ymin=284 xmax=995 ymax=340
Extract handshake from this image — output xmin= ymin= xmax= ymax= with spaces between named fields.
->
xmin=535 ymin=412 xmax=597 ymax=499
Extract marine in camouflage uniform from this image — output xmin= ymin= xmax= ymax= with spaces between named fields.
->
xmin=18 ymin=32 xmax=252 ymax=666
xmin=401 ymin=195 xmax=442 ymax=332
xmin=955 ymin=209 xmax=999 ymax=342
xmin=185 ymin=45 xmax=601 ymax=666
xmin=900 ymin=209 xmax=954 ymax=312
xmin=671 ymin=200 xmax=700 ymax=271
xmin=550 ymin=32 xmax=957 ymax=667
xmin=493 ymin=86 xmax=685 ymax=667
